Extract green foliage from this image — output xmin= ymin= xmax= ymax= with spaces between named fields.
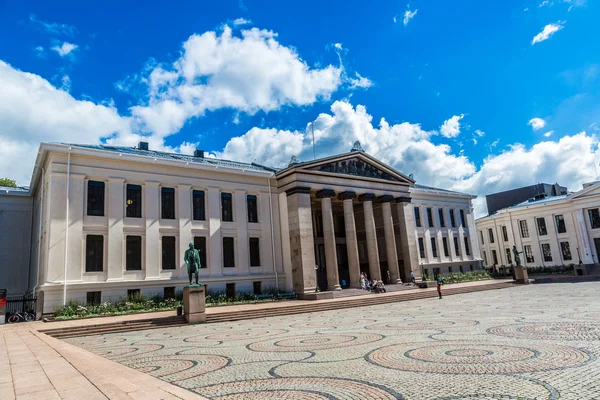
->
xmin=54 ymin=294 xmax=182 ymax=319
xmin=436 ymin=270 xmax=493 ymax=284
xmin=525 ymin=264 xmax=575 ymax=275
xmin=0 ymin=177 xmax=17 ymax=187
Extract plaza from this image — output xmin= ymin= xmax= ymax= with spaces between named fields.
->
xmin=52 ymin=282 xmax=600 ymax=399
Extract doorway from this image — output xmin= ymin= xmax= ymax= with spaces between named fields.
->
xmin=316 ymin=244 xmax=328 ymax=291
xmin=594 ymin=238 xmax=600 ymax=263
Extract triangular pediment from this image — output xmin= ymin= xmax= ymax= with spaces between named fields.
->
xmin=571 ymin=181 xmax=600 ymax=199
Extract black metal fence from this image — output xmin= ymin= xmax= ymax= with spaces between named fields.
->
xmin=5 ymin=294 xmax=37 ymax=316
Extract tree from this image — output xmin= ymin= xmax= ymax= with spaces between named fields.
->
xmin=0 ymin=178 xmax=17 ymax=188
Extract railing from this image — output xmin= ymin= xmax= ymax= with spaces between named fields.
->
xmin=5 ymin=294 xmax=37 ymax=315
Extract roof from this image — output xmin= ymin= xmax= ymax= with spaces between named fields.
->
xmin=506 ymin=194 xmax=570 ymax=210
xmin=410 ymin=183 xmax=475 ymax=198
xmin=0 ymin=186 xmax=30 ymax=196
xmin=61 ymin=144 xmax=277 ymax=174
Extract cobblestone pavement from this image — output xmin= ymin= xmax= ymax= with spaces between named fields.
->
xmin=67 ymin=283 xmax=600 ymax=399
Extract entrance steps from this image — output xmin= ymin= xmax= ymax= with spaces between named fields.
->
xmin=40 ymin=281 xmax=513 ymax=339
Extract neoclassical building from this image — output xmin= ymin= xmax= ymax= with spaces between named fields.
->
xmin=0 ymin=141 xmax=482 ymax=314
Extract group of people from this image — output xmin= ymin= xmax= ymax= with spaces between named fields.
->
xmin=359 ymin=272 xmax=386 ymax=293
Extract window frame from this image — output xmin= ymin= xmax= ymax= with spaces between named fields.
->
xmin=414 ymin=207 xmax=422 ymax=228
xmin=505 ymin=248 xmax=512 ymax=264
xmin=418 ymin=237 xmax=425 ymax=258
xmin=492 ymin=249 xmax=498 ymax=265
xmin=589 ymin=208 xmax=600 ymax=229
xmin=519 ymin=220 xmax=530 ymax=238
xmin=193 ymin=236 xmax=208 ymax=269
xmin=438 ymin=208 xmax=445 ymax=228
xmin=488 ymin=228 xmax=494 ymax=244
xmin=223 ymin=236 xmax=236 ymax=268
xmin=249 ymin=237 xmax=261 ymax=267
xmin=449 ymin=209 xmax=456 ymax=228
xmin=161 ymin=236 xmax=177 ymax=270
xmin=126 ymin=184 xmax=142 ymax=218
xmin=161 ymin=187 xmax=176 ymax=220
xmin=247 ymin=194 xmax=258 ymax=223
xmin=430 ymin=237 xmax=438 ymax=258
xmin=453 ymin=236 xmax=460 ymax=256
xmin=541 ymin=243 xmax=552 ymax=262
xmin=536 ymin=217 xmax=548 ymax=236
xmin=164 ymin=287 xmax=175 ymax=300
xmin=86 ymin=291 xmax=101 ymax=305
xmin=524 ymin=245 xmax=534 ymax=263
xmin=192 ymin=190 xmax=206 ymax=221
xmin=86 ymin=180 xmax=105 ymax=216
xmin=221 ymin=192 xmax=234 ymax=222
xmin=560 ymin=241 xmax=572 ymax=261
xmin=85 ymin=235 xmax=104 ymax=272
xmin=464 ymin=236 xmax=471 ymax=256
xmin=459 ymin=209 xmax=466 ymax=227
xmin=502 ymin=225 xmax=509 ymax=242
xmin=426 ymin=207 xmax=434 ymax=228
xmin=442 ymin=237 xmax=449 ymax=257
xmin=555 ymin=214 xmax=567 ymax=234
xmin=125 ymin=235 xmax=142 ymax=271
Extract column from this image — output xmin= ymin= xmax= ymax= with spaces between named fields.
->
xmin=46 ymin=172 xmax=67 ymax=283
xmin=67 ymin=174 xmax=85 ymax=281
xmin=317 ymin=189 xmax=340 ymax=291
xmin=235 ymin=190 xmax=249 ymax=275
xmin=285 ymin=187 xmax=317 ymax=294
xmin=107 ymin=178 xmax=125 ymax=281
xmin=396 ymin=197 xmax=420 ymax=280
xmin=208 ymin=188 xmax=222 ymax=276
xmin=145 ymin=182 xmax=160 ymax=279
xmin=178 ymin=184 xmax=192 ymax=278
xmin=379 ymin=195 xmax=401 ymax=283
xmin=359 ymin=193 xmax=381 ymax=281
xmin=340 ymin=191 xmax=361 ymax=288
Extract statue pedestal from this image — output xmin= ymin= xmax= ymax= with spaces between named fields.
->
xmin=183 ymin=285 xmax=206 ymax=324
xmin=514 ymin=267 xmax=529 ymax=284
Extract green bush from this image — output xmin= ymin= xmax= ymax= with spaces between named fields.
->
xmin=435 ymin=270 xmax=493 ymax=284
xmin=525 ymin=264 xmax=574 ymax=275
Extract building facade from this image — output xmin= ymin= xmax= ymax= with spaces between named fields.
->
xmin=476 ymin=182 xmax=600 ymax=271
xmin=2 ymin=141 xmax=482 ymax=314
xmin=485 ymin=183 xmax=567 ymax=215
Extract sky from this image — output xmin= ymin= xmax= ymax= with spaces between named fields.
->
xmin=1 ymin=0 xmax=599 ymax=217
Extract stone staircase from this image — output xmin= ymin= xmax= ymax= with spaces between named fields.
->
xmin=40 ymin=281 xmax=514 ymax=339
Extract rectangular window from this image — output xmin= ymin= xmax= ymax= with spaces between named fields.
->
xmin=442 ymin=237 xmax=449 ymax=257
xmin=536 ymin=217 xmax=547 ymax=236
xmin=488 ymin=228 xmax=495 ymax=243
xmin=192 ymin=190 xmax=206 ymax=221
xmin=479 ymin=230 xmax=485 ymax=245
xmin=127 ymin=289 xmax=140 ymax=299
xmin=459 ymin=265 xmax=464 ymax=273
xmin=85 ymin=235 xmax=104 ymax=272
xmin=470 ymin=265 xmax=474 ymax=271
xmin=414 ymin=207 xmax=422 ymax=227
xmin=193 ymin=236 xmax=207 ymax=268
xmin=454 ymin=237 xmax=460 ymax=256
xmin=492 ymin=250 xmax=498 ymax=265
xmin=519 ymin=220 xmax=530 ymax=238
xmin=502 ymin=225 xmax=509 ymax=242
xmin=448 ymin=266 xmax=453 ymax=274
xmin=433 ymin=267 xmax=441 ymax=277
xmin=253 ymin=281 xmax=262 ymax=295
xmin=164 ymin=287 xmax=175 ymax=300
xmin=126 ymin=236 xmax=142 ymax=271
xmin=542 ymin=243 xmax=552 ymax=262
xmin=87 ymin=181 xmax=105 ymax=216
xmin=505 ymin=248 xmax=512 ymax=264
xmin=247 ymin=195 xmax=258 ymax=223
xmin=161 ymin=236 xmax=176 ymax=270
xmin=459 ymin=209 xmax=466 ymax=227
xmin=430 ymin=237 xmax=438 ymax=257
xmin=226 ymin=283 xmax=235 ymax=299
xmin=555 ymin=215 xmax=566 ymax=234
xmin=161 ymin=187 xmax=175 ymax=219
xmin=438 ymin=208 xmax=445 ymax=227
xmin=86 ymin=291 xmax=101 ymax=305
xmin=560 ymin=241 xmax=572 ymax=261
xmin=249 ymin=237 xmax=261 ymax=267
xmin=223 ymin=237 xmax=235 ymax=268
xmin=589 ymin=208 xmax=600 ymax=229
xmin=524 ymin=245 xmax=534 ymax=263
xmin=427 ymin=208 xmax=434 ymax=227
xmin=126 ymin=184 xmax=142 ymax=218
xmin=464 ymin=237 xmax=471 ymax=256
xmin=221 ymin=193 xmax=233 ymax=222
xmin=418 ymin=237 xmax=425 ymax=258
xmin=483 ymin=250 xmax=488 ymax=265
xmin=449 ymin=209 xmax=456 ymax=227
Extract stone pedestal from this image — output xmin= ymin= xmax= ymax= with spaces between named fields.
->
xmin=183 ymin=285 xmax=206 ymax=323
xmin=298 ymin=291 xmax=334 ymax=300
xmin=514 ymin=267 xmax=529 ymax=284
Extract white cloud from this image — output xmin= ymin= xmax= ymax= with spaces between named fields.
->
xmin=29 ymin=14 xmax=76 ymax=37
xmin=393 ymin=15 xmax=398 ymax=23
xmin=60 ymin=75 xmax=71 ymax=92
xmin=334 ymin=43 xmax=343 ymax=50
xmin=233 ymin=18 xmax=251 ymax=26
xmin=403 ymin=9 xmax=418 ymax=26
xmin=532 ymin=22 xmax=564 ymax=45
xmin=472 ymin=130 xmax=485 ymax=145
xmin=52 ymin=42 xmax=78 ymax=57
xmin=539 ymin=0 xmax=586 ymax=9
xmin=34 ymin=46 xmax=46 ymax=58
xmin=440 ymin=114 xmax=465 ymax=138
xmin=544 ymin=130 xmax=554 ymax=137
xmin=528 ymin=117 xmax=546 ymax=130
xmin=348 ymin=72 xmax=373 ymax=89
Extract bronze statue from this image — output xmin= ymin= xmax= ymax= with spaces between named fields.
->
xmin=184 ymin=242 xmax=201 ymax=285
xmin=512 ymin=245 xmax=523 ymax=267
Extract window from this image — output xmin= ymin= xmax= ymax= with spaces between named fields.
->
xmin=442 ymin=237 xmax=449 ymax=257
xmin=519 ymin=220 xmax=530 ymax=238
xmin=86 ymin=291 xmax=101 ymax=305
xmin=488 ymin=228 xmax=495 ymax=243
xmin=161 ymin=187 xmax=175 ymax=219
xmin=524 ymin=245 xmax=534 ymax=263
xmin=126 ymin=236 xmax=142 ymax=271
xmin=454 ymin=237 xmax=460 ymax=256
xmin=449 ymin=209 xmax=456 ymax=227
xmin=459 ymin=265 xmax=464 ymax=273
xmin=555 ymin=215 xmax=566 ymax=234
xmin=492 ymin=250 xmax=498 ymax=265
xmin=589 ymin=209 xmax=600 ymax=229
xmin=126 ymin=184 xmax=142 ymax=218
xmin=192 ymin=190 xmax=205 ymax=221
xmin=414 ymin=207 xmax=422 ymax=227
xmin=223 ymin=237 xmax=235 ymax=268
xmin=502 ymin=225 xmax=509 ymax=242
xmin=423 ymin=269 xmax=429 ymax=279
xmin=430 ymin=237 xmax=438 ymax=257
xmin=315 ymin=213 xmax=324 ymax=237
xmin=253 ymin=281 xmax=262 ymax=295
xmin=459 ymin=209 xmax=466 ymax=227
xmin=127 ymin=289 xmax=140 ymax=299
xmin=464 ymin=237 xmax=471 ymax=256
xmin=438 ymin=208 xmax=445 ymax=227
xmin=433 ymin=267 xmax=441 ymax=278
xmin=249 ymin=237 xmax=261 ymax=267
xmin=226 ymin=283 xmax=235 ymax=299
xmin=247 ymin=195 xmax=258 ymax=223
xmin=418 ymin=237 xmax=425 ymax=258
xmin=448 ymin=266 xmax=453 ymax=274
xmin=85 ymin=235 xmax=103 ymax=272
xmin=164 ymin=287 xmax=175 ymax=300
xmin=479 ymin=230 xmax=485 ymax=245
xmin=536 ymin=217 xmax=547 ymax=236
xmin=483 ymin=251 xmax=488 ymax=265
xmin=193 ymin=237 xmax=207 ymax=268
xmin=470 ymin=265 xmax=474 ymax=271
xmin=560 ymin=241 xmax=572 ymax=261
xmin=542 ymin=243 xmax=552 ymax=262
xmin=87 ymin=181 xmax=105 ymax=216
xmin=427 ymin=208 xmax=434 ymax=227
xmin=161 ymin=236 xmax=176 ymax=270
xmin=505 ymin=248 xmax=512 ymax=264
xmin=221 ymin=193 xmax=233 ymax=222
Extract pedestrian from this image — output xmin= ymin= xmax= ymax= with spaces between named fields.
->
xmin=436 ymin=276 xmax=444 ymax=299
xmin=410 ymin=271 xmax=416 ymax=285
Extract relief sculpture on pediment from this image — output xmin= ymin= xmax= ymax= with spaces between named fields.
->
xmin=313 ymin=158 xmax=397 ymax=181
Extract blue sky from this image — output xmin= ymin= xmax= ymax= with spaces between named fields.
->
xmin=1 ymin=0 xmax=599 ymax=215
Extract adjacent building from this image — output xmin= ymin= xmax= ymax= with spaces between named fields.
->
xmin=485 ymin=183 xmax=567 ymax=215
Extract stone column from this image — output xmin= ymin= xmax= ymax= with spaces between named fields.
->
xmin=235 ymin=190 xmax=249 ymax=275
xmin=145 ymin=182 xmax=160 ymax=279
xmin=67 ymin=174 xmax=85 ymax=282
xmin=340 ymin=191 xmax=361 ymax=288
xmin=379 ymin=195 xmax=401 ymax=284
xmin=396 ymin=197 xmax=420 ymax=280
xmin=359 ymin=193 xmax=381 ymax=281
xmin=208 ymin=188 xmax=222 ymax=276
xmin=317 ymin=189 xmax=341 ymax=291
xmin=178 ymin=184 xmax=192 ymax=279
xmin=107 ymin=178 xmax=125 ymax=281
xmin=286 ymin=187 xmax=317 ymax=295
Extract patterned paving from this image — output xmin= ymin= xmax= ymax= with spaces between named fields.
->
xmin=67 ymin=282 xmax=600 ymax=399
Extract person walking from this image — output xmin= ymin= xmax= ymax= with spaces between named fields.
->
xmin=436 ymin=276 xmax=444 ymax=299
xmin=410 ymin=271 xmax=416 ymax=285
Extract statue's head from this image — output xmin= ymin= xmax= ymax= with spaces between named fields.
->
xmin=189 ymin=242 xmax=194 ymax=249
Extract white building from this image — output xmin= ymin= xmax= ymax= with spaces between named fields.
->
xmin=475 ymin=182 xmax=600 ymax=271
xmin=1 ymin=141 xmax=482 ymax=315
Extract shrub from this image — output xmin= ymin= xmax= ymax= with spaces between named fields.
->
xmin=436 ymin=270 xmax=492 ymax=284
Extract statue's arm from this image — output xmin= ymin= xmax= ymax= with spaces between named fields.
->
xmin=184 ymin=250 xmax=189 ymax=264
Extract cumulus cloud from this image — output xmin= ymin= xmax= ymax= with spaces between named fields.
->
xmin=233 ymin=18 xmax=251 ymax=26
xmin=440 ymin=114 xmax=464 ymax=138
xmin=532 ymin=22 xmax=564 ymax=45
xmin=52 ymin=42 xmax=78 ymax=57
xmin=348 ymin=72 xmax=373 ymax=89
xmin=403 ymin=9 xmax=418 ymax=25
xmin=528 ymin=117 xmax=546 ymax=130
